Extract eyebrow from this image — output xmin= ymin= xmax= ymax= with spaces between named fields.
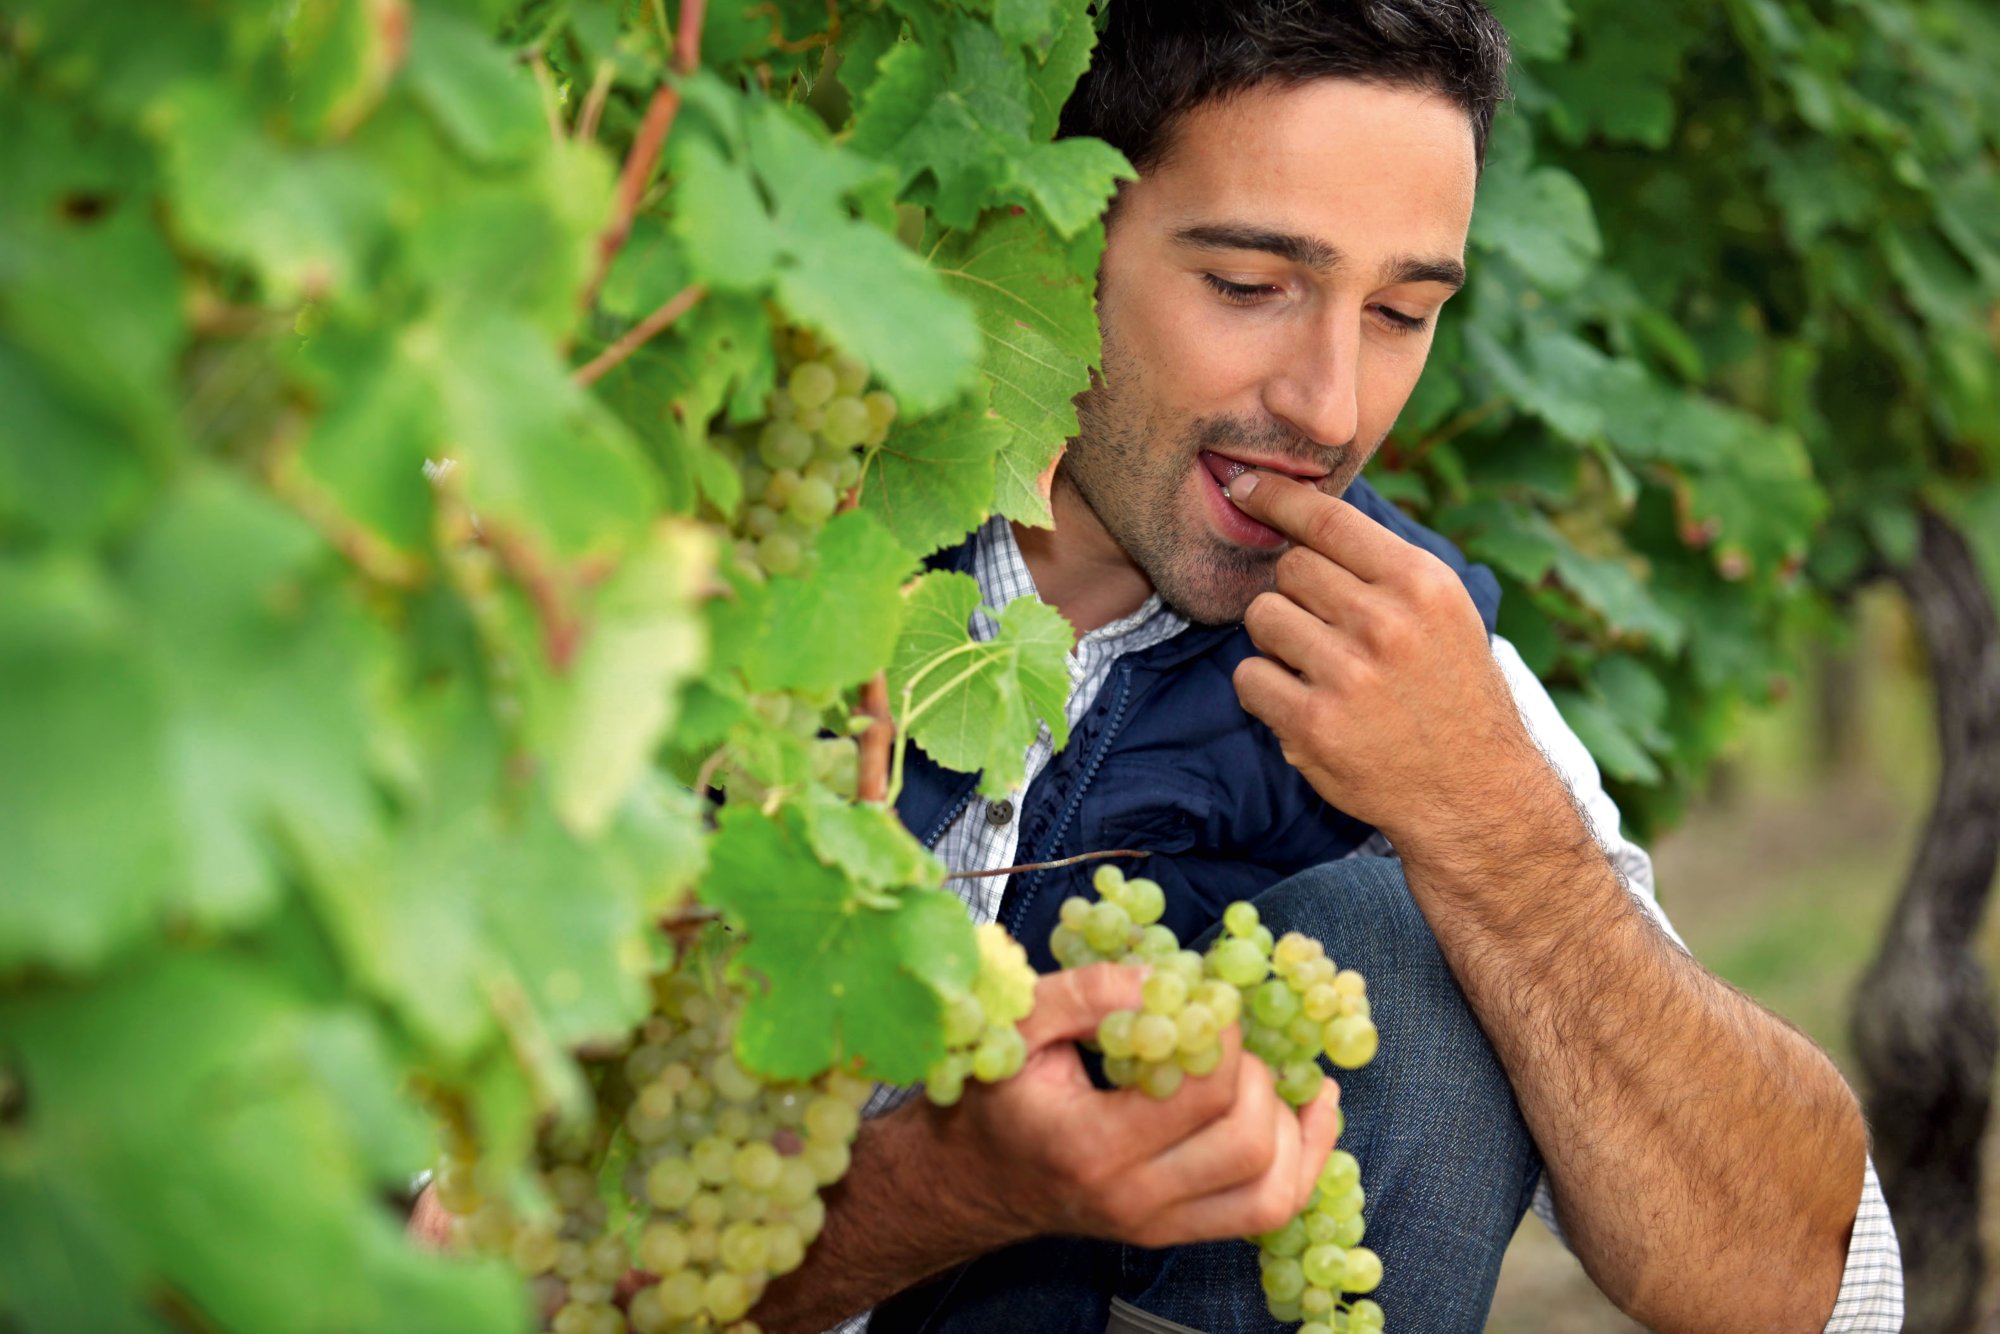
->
xmin=1171 ymin=222 xmax=1467 ymax=292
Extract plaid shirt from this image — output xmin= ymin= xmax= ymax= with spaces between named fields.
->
xmin=832 ymin=518 xmax=1902 ymax=1333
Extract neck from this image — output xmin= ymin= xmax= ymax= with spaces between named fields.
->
xmin=1011 ymin=475 xmax=1154 ymax=638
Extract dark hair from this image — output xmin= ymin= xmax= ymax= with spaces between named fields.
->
xmin=1059 ymin=1 xmax=1513 ymax=174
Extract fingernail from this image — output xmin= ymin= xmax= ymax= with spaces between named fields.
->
xmin=1230 ymin=470 xmax=1261 ymax=500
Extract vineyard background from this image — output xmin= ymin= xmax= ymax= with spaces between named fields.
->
xmin=2 ymin=0 xmax=1997 ymax=1330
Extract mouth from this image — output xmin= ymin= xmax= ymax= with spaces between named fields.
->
xmin=1194 ymin=451 xmax=1293 ymax=550
xmin=1198 ymin=449 xmax=1327 ymax=489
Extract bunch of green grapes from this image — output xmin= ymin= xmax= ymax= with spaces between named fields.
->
xmin=721 ymin=327 xmax=898 ymax=579
xmin=926 ymin=922 xmax=1039 ymax=1105
xmin=1049 ymin=866 xmax=1386 ymax=1330
xmin=430 ymin=938 xmax=872 ymax=1334
xmin=1256 ymin=1148 xmax=1383 ymax=1331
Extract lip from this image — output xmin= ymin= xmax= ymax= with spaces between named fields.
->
xmin=1198 ymin=449 xmax=1327 ymax=485
xmin=1195 ymin=454 xmax=1289 ymax=550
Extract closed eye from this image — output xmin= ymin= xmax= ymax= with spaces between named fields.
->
xmin=1374 ymin=305 xmax=1430 ymax=335
xmin=1201 ymin=273 xmax=1280 ymax=305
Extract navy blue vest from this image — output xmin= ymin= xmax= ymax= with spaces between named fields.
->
xmin=894 ymin=476 xmax=1501 ymax=971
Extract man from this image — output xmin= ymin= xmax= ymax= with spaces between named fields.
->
xmin=750 ymin=4 xmax=1903 ymax=1333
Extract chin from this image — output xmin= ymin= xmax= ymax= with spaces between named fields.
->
xmin=1154 ymin=553 xmax=1276 ymax=627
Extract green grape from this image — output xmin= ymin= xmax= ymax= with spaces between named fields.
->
xmin=863 ymin=389 xmax=898 ymax=430
xmin=1104 ymin=1054 xmax=1142 ymax=1086
xmin=831 ymin=352 xmax=870 ymax=395
xmin=1324 ymin=1015 xmax=1379 ymax=1069
xmin=1195 ymin=978 xmax=1243 ymax=1027
xmin=1223 ymin=902 xmax=1260 ymax=937
xmin=788 ymin=360 xmax=838 ymax=409
xmin=1175 ymin=1002 xmax=1217 ymax=1053
xmin=759 ymin=421 xmax=814 ymax=470
xmin=719 ymin=1220 xmax=768 ymax=1274
xmin=1099 ymin=1010 xmax=1137 ymax=1058
xmin=1124 ymin=877 xmax=1167 ymax=925
xmin=766 ymin=1219 xmax=807 ymax=1274
xmin=835 ymin=453 xmax=862 ymax=489
xmin=640 ymin=1221 xmax=690 ymax=1274
xmin=647 ymin=1157 xmax=700 ymax=1210
xmin=511 ymin=1221 xmax=560 ymax=1275
xmin=704 ymin=1268 xmax=754 ymax=1321
xmin=1262 ymin=1216 xmax=1308 ymax=1258
xmin=971 ymin=1028 xmax=1026 ymax=1082
xmin=1060 ymin=896 xmax=1091 ymax=930
xmin=1301 ymin=1242 xmax=1347 ymax=1288
xmin=1084 ymin=900 xmax=1133 ymax=954
xmin=757 ymin=531 xmax=804 ymax=577
xmin=1276 ymin=1058 xmax=1324 ymax=1106
xmin=1333 ymin=1212 xmax=1366 ymax=1248
xmin=1319 ymin=1149 xmax=1361 ymax=1196
xmin=821 ymin=396 xmax=871 ymax=449
xmin=1138 ymin=1061 xmax=1184 ymax=1099
xmin=804 ymin=1095 xmax=859 ymax=1145
xmin=943 ymin=990 xmax=986 ymax=1046
xmin=1251 ymin=978 xmax=1301 ymax=1027
xmin=733 ymin=1141 xmax=782 ymax=1192
xmin=1209 ymin=937 xmax=1269 ymax=988
xmin=1342 ymin=1246 xmax=1383 ymax=1294
xmin=1141 ymin=970 xmax=1188 ymax=1015
xmin=927 ymin=1054 xmax=968 ymax=1106
xmin=788 ymin=476 xmax=838 ymax=525
xmin=764 ymin=467 xmax=800 ymax=507
xmin=1301 ymin=981 xmax=1340 ymax=1022
xmin=1178 ymin=1041 xmax=1223 ymax=1077
xmin=1132 ymin=1012 xmax=1179 ymax=1062
xmin=1349 ymin=1297 xmax=1386 ymax=1331
xmin=710 ymin=1053 xmax=762 ymax=1103
xmin=1260 ymin=1256 xmax=1306 ymax=1304
xmin=803 ymin=1138 xmax=850 ymax=1184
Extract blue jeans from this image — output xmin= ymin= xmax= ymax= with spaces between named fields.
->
xmin=869 ymin=858 xmax=1543 ymax=1334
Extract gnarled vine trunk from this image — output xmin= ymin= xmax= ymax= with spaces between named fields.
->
xmin=1852 ymin=506 xmax=2000 ymax=1334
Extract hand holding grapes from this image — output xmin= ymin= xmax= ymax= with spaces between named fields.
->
xmin=921 ymin=960 xmax=1343 ymax=1251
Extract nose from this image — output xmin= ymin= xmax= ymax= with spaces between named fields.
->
xmin=1263 ymin=310 xmax=1360 ymax=450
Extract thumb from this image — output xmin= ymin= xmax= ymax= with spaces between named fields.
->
xmin=1016 ymin=962 xmax=1147 ymax=1052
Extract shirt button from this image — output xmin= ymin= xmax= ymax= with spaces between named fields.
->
xmin=986 ymin=800 xmax=1015 ymax=826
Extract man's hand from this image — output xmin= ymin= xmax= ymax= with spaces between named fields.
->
xmin=753 ymin=962 xmax=1341 ymax=1332
xmin=1225 ymin=469 xmax=1551 ymax=851
xmin=937 ymin=962 xmax=1342 ymax=1249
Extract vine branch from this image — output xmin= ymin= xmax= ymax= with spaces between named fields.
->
xmin=578 ymin=0 xmax=706 ymax=317
xmin=949 ymin=849 xmax=1152 ymax=880
xmin=856 ymin=674 xmax=893 ymax=805
xmin=573 ymin=282 xmax=708 ymax=386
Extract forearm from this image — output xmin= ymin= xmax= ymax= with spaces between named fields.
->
xmin=753 ymin=1102 xmax=1025 ymax=1334
xmin=1396 ymin=781 xmax=1866 ymax=1332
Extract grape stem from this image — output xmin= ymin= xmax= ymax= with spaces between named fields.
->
xmin=572 ymin=282 xmax=709 ymax=386
xmin=577 ymin=0 xmax=706 ymax=317
xmin=949 ymin=849 xmax=1153 ymax=880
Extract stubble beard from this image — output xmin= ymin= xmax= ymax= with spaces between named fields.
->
xmin=1064 ymin=335 xmax=1369 ymax=626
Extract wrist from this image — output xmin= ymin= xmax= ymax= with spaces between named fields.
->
xmin=878 ymin=1097 xmax=1039 ymax=1255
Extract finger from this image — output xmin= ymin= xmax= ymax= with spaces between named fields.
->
xmin=1242 ymin=592 xmax=1337 ymax=682
xmin=1272 ymin=543 xmax=1368 ymax=625
xmin=1292 ymin=1077 xmax=1343 ymax=1213
xmin=1233 ymin=654 xmax=1310 ymax=728
xmin=1071 ymin=1019 xmax=1251 ymax=1163
xmin=1226 ymin=472 xmax=1405 ymax=581
xmin=1140 ymin=1078 xmax=1307 ymax=1244
xmin=1142 ymin=1048 xmax=1286 ymax=1200
xmin=1016 ymin=963 xmax=1148 ymax=1053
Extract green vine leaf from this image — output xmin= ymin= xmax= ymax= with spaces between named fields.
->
xmin=930 ymin=211 xmax=1102 ymax=527
xmin=889 ymin=570 xmax=1072 ymax=796
xmin=702 ymin=806 xmax=976 ymax=1083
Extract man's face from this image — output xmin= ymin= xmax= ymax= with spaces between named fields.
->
xmin=1065 ymin=78 xmax=1478 ymax=625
